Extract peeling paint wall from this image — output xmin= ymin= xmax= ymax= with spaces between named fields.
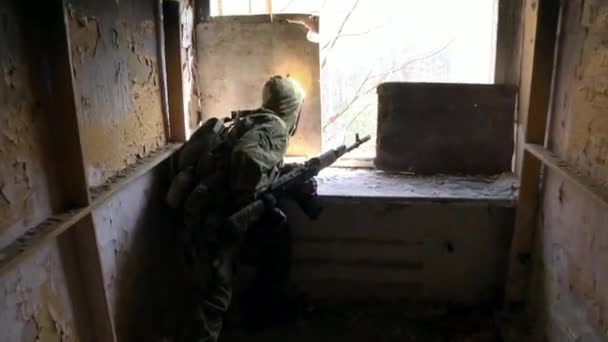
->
xmin=0 ymin=3 xmax=89 ymax=341
xmin=0 ymin=2 xmax=58 ymax=244
xmin=67 ymin=0 xmax=167 ymax=186
xmin=531 ymin=0 xmax=608 ymax=339
xmin=91 ymin=165 xmax=176 ymax=341
xmin=0 ymin=242 xmax=84 ymax=342
xmin=2 ymin=0 xmax=174 ymax=340
xmin=65 ymin=0 xmax=176 ymax=339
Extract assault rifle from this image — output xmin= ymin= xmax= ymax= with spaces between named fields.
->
xmin=225 ymin=134 xmax=371 ymax=236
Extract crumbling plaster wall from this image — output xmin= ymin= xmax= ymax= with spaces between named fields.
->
xmin=66 ymin=0 xmax=177 ymax=339
xmin=67 ymin=0 xmax=167 ymax=187
xmin=0 ymin=242 xmax=85 ymax=342
xmin=1 ymin=0 xmax=176 ymax=340
xmin=0 ymin=167 xmax=174 ymax=341
xmin=531 ymin=0 xmax=608 ymax=339
xmin=0 ymin=1 xmax=59 ymax=246
xmin=0 ymin=4 xmax=83 ymax=341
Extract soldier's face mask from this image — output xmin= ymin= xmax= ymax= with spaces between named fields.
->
xmin=289 ymin=102 xmax=304 ymax=136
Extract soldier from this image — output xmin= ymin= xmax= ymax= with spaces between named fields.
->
xmin=167 ymin=75 xmax=307 ymax=341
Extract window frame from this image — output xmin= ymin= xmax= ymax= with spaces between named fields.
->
xmin=200 ymin=0 xmax=521 ymax=166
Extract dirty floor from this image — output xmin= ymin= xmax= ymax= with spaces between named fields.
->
xmin=221 ymin=300 xmax=502 ymax=342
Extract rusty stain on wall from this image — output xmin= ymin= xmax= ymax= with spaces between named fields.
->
xmin=68 ymin=2 xmax=166 ymax=186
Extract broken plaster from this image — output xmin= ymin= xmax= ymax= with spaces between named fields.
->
xmin=71 ymin=16 xmax=165 ymax=186
xmin=0 ymin=61 xmax=50 ymax=232
xmin=69 ymin=10 xmax=102 ymax=66
xmin=1 ymin=248 xmax=76 ymax=342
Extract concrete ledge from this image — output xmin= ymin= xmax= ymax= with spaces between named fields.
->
xmin=315 ymin=168 xmax=518 ymax=207
xmin=286 ymin=169 xmax=516 ymax=304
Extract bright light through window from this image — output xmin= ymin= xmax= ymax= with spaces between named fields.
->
xmin=210 ymin=0 xmax=499 ymax=158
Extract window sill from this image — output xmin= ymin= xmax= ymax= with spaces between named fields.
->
xmin=314 ymin=168 xmax=517 ymax=207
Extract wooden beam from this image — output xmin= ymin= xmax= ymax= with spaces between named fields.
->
xmin=526 ymin=144 xmax=608 ymax=206
xmin=68 ymin=216 xmax=117 ymax=341
xmin=218 ymin=0 xmax=223 ymax=16
xmin=494 ymin=0 xmax=524 ymax=84
xmin=89 ymin=144 xmax=179 ymax=201
xmin=163 ymin=1 xmax=188 ymax=142
xmin=266 ymin=0 xmax=273 ymax=14
xmin=38 ymin=3 xmax=118 ymax=340
xmin=156 ymin=0 xmax=171 ymax=140
xmin=504 ymin=0 xmax=561 ymax=309
xmin=0 ymin=208 xmax=87 ymax=275
xmin=46 ymin=4 xmax=90 ymax=208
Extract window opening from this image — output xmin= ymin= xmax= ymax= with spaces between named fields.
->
xmin=210 ymin=0 xmax=499 ymax=158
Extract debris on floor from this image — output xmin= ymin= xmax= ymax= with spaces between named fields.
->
xmin=222 ymin=300 xmax=503 ymax=342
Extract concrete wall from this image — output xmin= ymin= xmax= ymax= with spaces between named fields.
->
xmin=530 ymin=0 xmax=608 ymax=339
xmin=287 ymin=200 xmax=514 ymax=306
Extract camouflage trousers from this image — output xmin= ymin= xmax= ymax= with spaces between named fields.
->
xmin=177 ymin=218 xmax=292 ymax=342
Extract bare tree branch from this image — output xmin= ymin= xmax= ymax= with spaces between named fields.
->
xmin=321 ymin=25 xmax=383 ymax=50
xmin=279 ymin=0 xmax=297 ymax=12
xmin=345 ymin=103 xmax=372 ymax=130
xmin=368 ymin=38 xmax=455 ymax=81
xmin=323 ymin=66 xmax=374 ymax=130
xmin=321 ymin=0 xmax=362 ymax=68
xmin=326 ymin=103 xmax=372 ymax=142
xmin=322 ymin=39 xmax=456 ymax=132
xmin=338 ymin=26 xmax=383 ymax=38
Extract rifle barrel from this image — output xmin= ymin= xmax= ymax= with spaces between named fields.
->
xmin=345 ymin=134 xmax=371 ymax=153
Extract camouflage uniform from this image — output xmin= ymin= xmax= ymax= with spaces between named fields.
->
xmin=170 ymin=76 xmax=304 ymax=342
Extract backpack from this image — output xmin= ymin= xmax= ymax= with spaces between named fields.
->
xmin=166 ymin=117 xmax=231 ymax=209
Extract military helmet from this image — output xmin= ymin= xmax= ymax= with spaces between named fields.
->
xmin=262 ymin=75 xmax=305 ymax=136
